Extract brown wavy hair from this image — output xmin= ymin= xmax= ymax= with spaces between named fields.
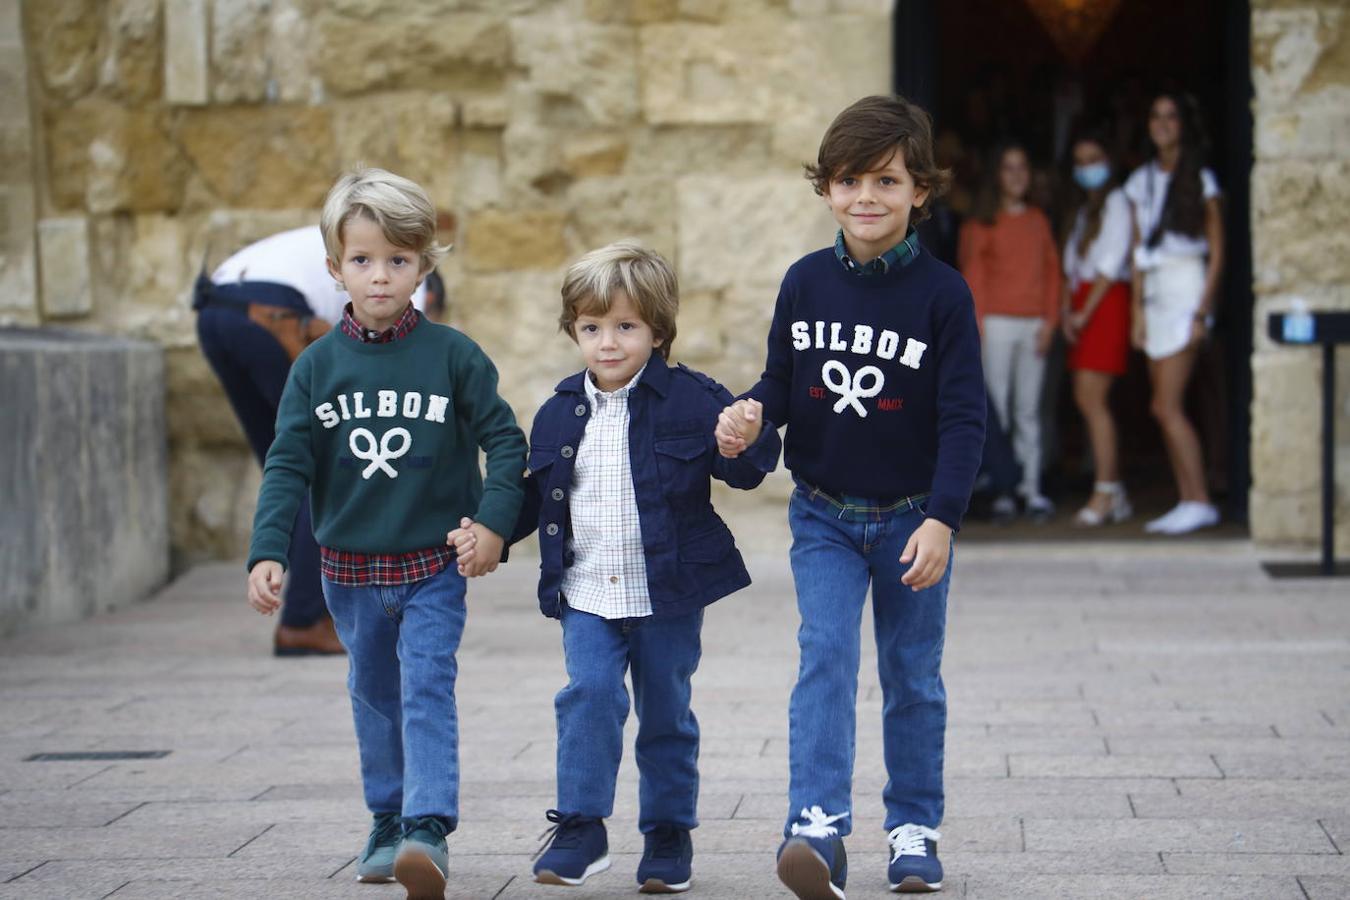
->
xmin=1146 ymin=92 xmax=1210 ymax=245
xmin=805 ymin=94 xmax=951 ymax=226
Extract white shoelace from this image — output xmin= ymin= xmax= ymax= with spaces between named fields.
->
xmin=789 ymin=806 xmax=850 ymax=839
xmin=887 ymin=823 xmax=940 ymax=861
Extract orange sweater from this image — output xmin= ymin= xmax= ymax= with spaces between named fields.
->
xmin=958 ymin=207 xmax=1062 ymax=326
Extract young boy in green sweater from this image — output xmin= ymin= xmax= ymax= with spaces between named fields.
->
xmin=246 ymin=167 xmax=527 ymax=900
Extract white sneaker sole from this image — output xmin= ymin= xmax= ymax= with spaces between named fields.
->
xmin=534 ymin=854 xmax=611 ymax=886
xmin=639 ymin=875 xmax=692 ymax=893
xmin=889 ymin=874 xmax=942 ymax=892
xmin=776 ymin=839 xmax=845 ymax=900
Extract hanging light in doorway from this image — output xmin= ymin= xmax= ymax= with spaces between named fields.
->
xmin=1023 ymin=0 xmax=1123 ymax=64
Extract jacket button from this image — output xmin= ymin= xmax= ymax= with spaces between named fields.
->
xmin=551 ymin=487 xmax=564 ymax=501
xmin=574 ymin=403 xmax=587 ymax=416
xmin=609 ymin=575 xmax=619 ymax=584
xmin=545 ymin=523 xmax=559 ymax=536
xmin=560 ymin=446 xmax=574 ymax=458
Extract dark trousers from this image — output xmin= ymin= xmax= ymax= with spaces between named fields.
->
xmin=980 ymin=397 xmax=1021 ymax=497
xmin=197 ymin=305 xmax=325 ymax=627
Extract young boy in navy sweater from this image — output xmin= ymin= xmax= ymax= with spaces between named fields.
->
xmin=717 ymin=95 xmax=985 ymax=897
xmin=247 ymin=168 xmax=527 ymax=900
xmin=450 ymin=241 xmax=780 ymax=894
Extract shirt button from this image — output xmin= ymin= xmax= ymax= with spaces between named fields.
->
xmin=560 ymin=446 xmax=574 ymax=458
xmin=545 ymin=523 xmax=559 ymax=536
xmin=574 ymin=403 xmax=587 ymax=416
xmin=551 ymin=488 xmax=564 ymax=501
xmin=609 ymin=575 xmax=619 ymax=584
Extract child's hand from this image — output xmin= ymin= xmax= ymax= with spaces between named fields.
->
xmin=451 ymin=518 xmax=504 ymax=577
xmin=715 ymin=399 xmax=763 ymax=458
xmin=1131 ymin=315 xmax=1147 ymax=351
xmin=247 ymin=561 xmax=284 ymax=615
xmin=447 ymin=516 xmax=478 ymax=573
xmin=899 ymin=518 xmax=952 ymax=591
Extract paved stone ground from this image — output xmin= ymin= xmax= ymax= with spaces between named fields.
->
xmin=2 ymin=541 xmax=1349 ymax=899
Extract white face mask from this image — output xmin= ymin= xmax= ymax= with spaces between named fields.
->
xmin=1073 ymin=162 xmax=1111 ymax=191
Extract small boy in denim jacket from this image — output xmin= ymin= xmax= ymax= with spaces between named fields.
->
xmin=450 ymin=241 xmax=780 ymax=893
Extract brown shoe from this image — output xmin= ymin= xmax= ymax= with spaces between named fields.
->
xmin=274 ymin=616 xmax=346 ymax=657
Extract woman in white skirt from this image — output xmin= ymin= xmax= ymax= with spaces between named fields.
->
xmin=1124 ymin=93 xmax=1225 ymax=535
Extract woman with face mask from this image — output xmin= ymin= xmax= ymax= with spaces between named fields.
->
xmin=1060 ymin=128 xmax=1135 ymax=526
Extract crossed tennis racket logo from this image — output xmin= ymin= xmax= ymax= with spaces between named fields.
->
xmin=348 ymin=427 xmax=412 ymax=479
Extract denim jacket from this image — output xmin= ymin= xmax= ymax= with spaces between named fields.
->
xmin=511 ymin=358 xmax=781 ymax=619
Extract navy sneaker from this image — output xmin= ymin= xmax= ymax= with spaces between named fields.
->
xmin=776 ymin=807 xmax=849 ymax=900
xmin=637 ymin=824 xmax=693 ymax=893
xmin=886 ymin=823 xmax=942 ymax=893
xmin=394 ymin=816 xmax=450 ymax=900
xmin=533 ymin=809 xmax=610 ymax=886
xmin=355 ymin=811 xmax=401 ymax=883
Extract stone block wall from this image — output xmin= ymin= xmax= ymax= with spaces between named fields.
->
xmin=0 ymin=328 xmax=169 ymax=634
xmin=12 ymin=0 xmax=892 ymax=562
xmin=1249 ymin=1 xmax=1350 ymax=553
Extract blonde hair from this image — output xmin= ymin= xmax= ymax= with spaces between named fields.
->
xmin=559 ymin=241 xmax=679 ymax=360
xmin=320 ymin=167 xmax=448 ymax=274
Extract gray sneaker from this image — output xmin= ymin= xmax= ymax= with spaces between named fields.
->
xmin=356 ymin=812 xmax=401 ymax=883
xmin=395 ymin=816 xmax=450 ymax=900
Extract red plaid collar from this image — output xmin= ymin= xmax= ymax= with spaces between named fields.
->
xmin=339 ymin=302 xmax=420 ymax=344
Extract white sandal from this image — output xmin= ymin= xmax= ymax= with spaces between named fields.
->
xmin=1074 ymin=481 xmax=1132 ymax=526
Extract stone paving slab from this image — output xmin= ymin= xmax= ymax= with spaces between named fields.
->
xmin=2 ymin=541 xmax=1349 ymax=898
xmin=961 ymin=874 xmax=1304 ymax=898
xmin=1161 ymin=852 xmax=1350 ymax=876
xmin=1301 ymin=875 xmax=1350 ymax=899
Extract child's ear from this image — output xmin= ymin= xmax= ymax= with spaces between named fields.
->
xmin=913 ymin=183 xmax=931 ymax=210
xmin=325 ymin=256 xmax=341 ymax=281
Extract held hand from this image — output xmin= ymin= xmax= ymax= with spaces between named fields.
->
xmin=715 ymin=400 xmax=758 ymax=458
xmin=1188 ymin=318 xmax=1208 ymax=349
xmin=247 ymin=561 xmax=284 ymax=615
xmin=1060 ymin=308 xmax=1078 ymax=343
xmin=460 ymin=523 xmax=504 ymax=578
xmin=1035 ymin=319 xmax=1055 ymax=358
xmin=448 ymin=516 xmax=478 ymax=575
xmin=899 ymin=518 xmax=952 ymax=591
xmin=1131 ymin=316 xmax=1147 ymax=352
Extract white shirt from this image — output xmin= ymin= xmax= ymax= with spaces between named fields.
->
xmin=211 ymin=226 xmax=426 ymax=325
xmin=1123 ymin=162 xmax=1220 ymax=271
xmin=1063 ymin=188 xmax=1133 ymax=284
xmin=559 ymin=366 xmax=652 ymax=620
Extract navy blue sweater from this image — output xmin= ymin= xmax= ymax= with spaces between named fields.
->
xmin=746 ymin=246 xmax=985 ymax=530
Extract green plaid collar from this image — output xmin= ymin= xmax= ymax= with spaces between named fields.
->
xmin=834 ymin=227 xmax=921 ymax=276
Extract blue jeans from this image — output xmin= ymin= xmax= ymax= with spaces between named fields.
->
xmin=785 ymin=482 xmax=951 ymax=836
xmin=321 ymin=566 xmax=467 ymax=825
xmin=198 ymin=305 xmax=324 ymax=628
xmin=556 ymin=605 xmax=703 ymax=832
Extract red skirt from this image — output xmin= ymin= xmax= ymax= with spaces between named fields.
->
xmin=1067 ymin=280 xmax=1131 ymax=375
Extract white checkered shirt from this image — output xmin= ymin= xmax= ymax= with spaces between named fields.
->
xmin=559 ymin=367 xmax=653 ymax=620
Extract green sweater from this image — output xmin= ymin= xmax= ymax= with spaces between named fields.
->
xmin=247 ymin=320 xmax=527 ymax=571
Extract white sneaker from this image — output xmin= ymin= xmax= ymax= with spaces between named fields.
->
xmin=1144 ymin=503 xmax=1187 ymax=533
xmin=1154 ymin=501 xmax=1219 ymax=535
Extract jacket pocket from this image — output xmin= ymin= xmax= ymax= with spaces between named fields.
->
xmin=527 ymin=446 xmax=558 ymax=477
xmin=654 ymin=435 xmax=709 ymax=498
xmin=678 ymin=523 xmax=735 ymax=564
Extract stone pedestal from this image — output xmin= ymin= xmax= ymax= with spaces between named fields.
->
xmin=0 ymin=327 xmax=169 ymax=634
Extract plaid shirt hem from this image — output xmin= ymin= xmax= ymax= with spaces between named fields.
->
xmin=320 ymin=545 xmax=455 ymax=586
xmin=834 ymin=227 xmax=921 ymax=275
xmin=338 ymin=301 xmax=420 ymax=343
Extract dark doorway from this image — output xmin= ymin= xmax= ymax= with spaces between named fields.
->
xmin=897 ymin=0 xmax=1253 ymax=528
